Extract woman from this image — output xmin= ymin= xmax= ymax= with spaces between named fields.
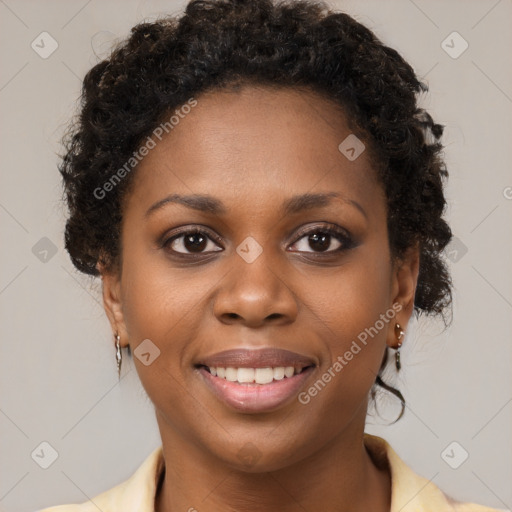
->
xmin=39 ymin=0 xmax=503 ymax=510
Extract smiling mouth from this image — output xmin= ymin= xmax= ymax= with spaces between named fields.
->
xmin=198 ymin=365 xmax=311 ymax=385
xmin=195 ymin=347 xmax=317 ymax=412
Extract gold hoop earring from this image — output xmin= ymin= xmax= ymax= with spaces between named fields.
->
xmin=394 ymin=323 xmax=405 ymax=371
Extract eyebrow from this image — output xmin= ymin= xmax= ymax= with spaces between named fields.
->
xmin=283 ymin=192 xmax=367 ymax=219
xmin=145 ymin=194 xmax=225 ymax=217
xmin=145 ymin=192 xmax=367 ymax=220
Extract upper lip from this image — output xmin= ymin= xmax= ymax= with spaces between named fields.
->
xmin=197 ymin=348 xmax=317 ymax=369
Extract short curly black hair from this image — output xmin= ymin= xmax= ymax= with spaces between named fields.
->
xmin=59 ymin=0 xmax=453 ymax=416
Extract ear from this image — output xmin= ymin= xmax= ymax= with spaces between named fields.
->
xmin=97 ymin=262 xmax=129 ymax=348
xmin=387 ymin=243 xmax=420 ymax=349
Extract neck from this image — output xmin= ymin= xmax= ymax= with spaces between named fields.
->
xmin=154 ymin=412 xmax=390 ymax=512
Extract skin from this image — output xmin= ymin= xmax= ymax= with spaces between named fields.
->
xmin=100 ymin=85 xmax=419 ymax=512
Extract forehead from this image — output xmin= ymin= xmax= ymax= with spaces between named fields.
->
xmin=125 ymin=85 xmax=383 ymax=217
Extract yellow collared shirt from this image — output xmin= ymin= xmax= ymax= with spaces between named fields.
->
xmin=37 ymin=434 xmax=507 ymax=512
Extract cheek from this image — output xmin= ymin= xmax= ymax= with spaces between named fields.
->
xmin=307 ymin=246 xmax=392 ymax=341
xmin=121 ymin=263 xmax=202 ymax=348
xmin=298 ymin=249 xmax=393 ymax=405
xmin=119 ymin=225 xmax=202 ymax=335
xmin=119 ymin=259 xmax=204 ymax=424
xmin=117 ymin=238 xmax=194 ymax=376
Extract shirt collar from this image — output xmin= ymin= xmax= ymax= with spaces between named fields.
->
xmin=92 ymin=434 xmax=476 ymax=512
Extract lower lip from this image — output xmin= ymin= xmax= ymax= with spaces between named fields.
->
xmin=198 ymin=366 xmax=315 ymax=413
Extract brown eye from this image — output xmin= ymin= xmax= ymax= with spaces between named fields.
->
xmin=292 ymin=229 xmax=349 ymax=252
xmin=164 ymin=229 xmax=223 ymax=255
xmin=292 ymin=231 xmax=341 ymax=253
xmin=288 ymin=224 xmax=354 ymax=254
xmin=308 ymin=232 xmax=338 ymax=252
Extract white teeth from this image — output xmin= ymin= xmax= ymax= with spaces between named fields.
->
xmin=255 ymin=367 xmax=274 ymax=384
xmin=206 ymin=365 xmax=306 ymax=384
xmin=225 ymin=367 xmax=238 ymax=381
xmin=273 ymin=367 xmax=285 ymax=380
xmin=284 ymin=366 xmax=295 ymax=378
xmin=237 ymin=367 xmax=255 ymax=383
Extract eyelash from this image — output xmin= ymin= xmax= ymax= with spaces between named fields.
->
xmin=161 ymin=223 xmax=355 ymax=259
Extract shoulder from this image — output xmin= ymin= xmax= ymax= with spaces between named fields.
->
xmin=363 ymin=434 xmax=508 ymax=512
xmin=36 ymin=445 xmax=164 ymax=512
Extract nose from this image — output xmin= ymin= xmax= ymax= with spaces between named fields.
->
xmin=212 ymin=250 xmax=299 ymax=328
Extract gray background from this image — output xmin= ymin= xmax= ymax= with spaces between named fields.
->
xmin=0 ymin=0 xmax=511 ymax=511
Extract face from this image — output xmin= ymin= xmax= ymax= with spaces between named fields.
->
xmin=101 ymin=85 xmax=418 ymax=472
